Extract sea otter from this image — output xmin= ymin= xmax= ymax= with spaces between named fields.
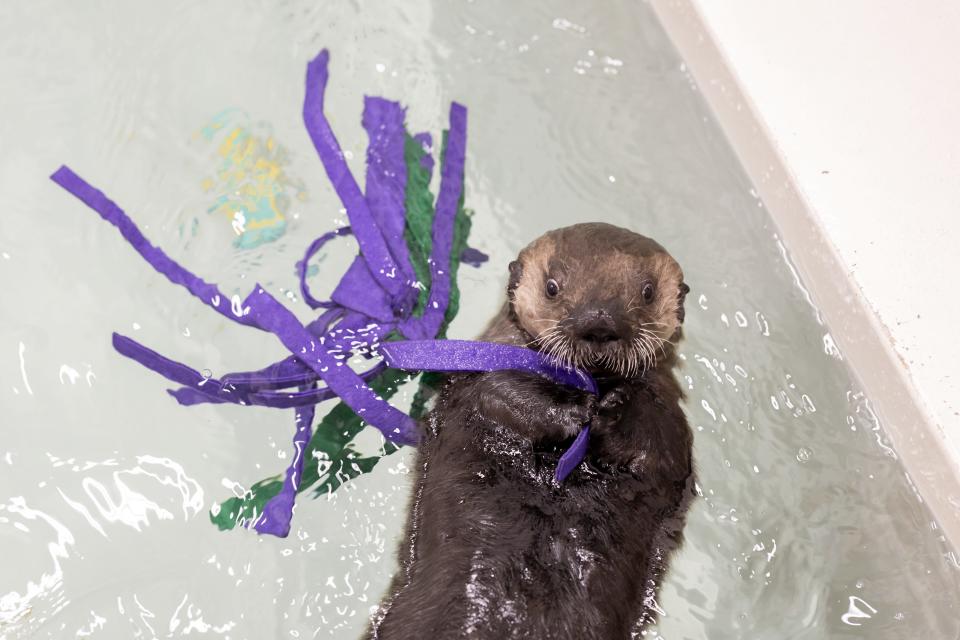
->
xmin=368 ymin=223 xmax=695 ymax=639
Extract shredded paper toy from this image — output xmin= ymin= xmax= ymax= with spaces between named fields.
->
xmin=51 ymin=49 xmax=595 ymax=538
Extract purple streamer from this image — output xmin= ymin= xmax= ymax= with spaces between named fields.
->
xmin=111 ymin=332 xmax=213 ymax=391
xmin=254 ymin=387 xmax=317 ymax=537
xmin=555 ymin=425 xmax=591 ymax=483
xmin=303 ymin=50 xmax=407 ymax=310
xmin=112 ymin=332 xmax=384 ymax=409
xmin=297 ymin=227 xmax=352 ymax=309
xmin=380 ymin=340 xmax=597 ymax=395
xmin=171 ymin=367 xmax=385 ymax=409
xmin=363 ymin=97 xmax=417 ymax=297
xmin=50 ymin=167 xmax=264 ymax=331
xmin=400 ymin=103 xmax=467 ymax=340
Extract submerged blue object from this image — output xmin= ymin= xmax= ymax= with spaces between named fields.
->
xmin=50 ymin=48 xmax=595 ymax=538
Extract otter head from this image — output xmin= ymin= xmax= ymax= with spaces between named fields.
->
xmin=508 ymin=223 xmax=688 ymax=377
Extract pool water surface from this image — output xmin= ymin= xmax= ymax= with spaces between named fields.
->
xmin=1 ymin=1 xmax=958 ymax=638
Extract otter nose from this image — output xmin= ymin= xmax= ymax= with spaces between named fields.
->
xmin=575 ymin=311 xmax=621 ymax=344
xmin=580 ymin=325 xmax=620 ymax=344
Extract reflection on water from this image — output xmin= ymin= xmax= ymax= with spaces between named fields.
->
xmin=1 ymin=496 xmax=74 ymax=630
xmin=0 ymin=0 xmax=958 ymax=638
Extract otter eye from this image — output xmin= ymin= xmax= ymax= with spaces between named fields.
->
xmin=641 ymin=282 xmax=655 ymax=303
xmin=545 ymin=278 xmax=560 ymax=298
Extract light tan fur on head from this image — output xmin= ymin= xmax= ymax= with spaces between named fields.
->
xmin=507 ymin=223 xmax=687 ymax=376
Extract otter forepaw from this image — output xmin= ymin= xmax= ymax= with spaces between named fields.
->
xmin=599 ymin=385 xmax=630 ymax=411
xmin=554 ymin=393 xmax=597 ymax=437
xmin=591 ymin=385 xmax=631 ymax=435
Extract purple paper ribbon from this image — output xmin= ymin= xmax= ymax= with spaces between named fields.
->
xmin=297 ymin=228 xmax=352 ymax=310
xmin=51 ymin=48 xmax=593 ymax=538
xmin=303 ymin=50 xmax=413 ymax=314
xmin=254 ymin=388 xmax=316 ymax=537
xmin=380 ymin=340 xmax=597 ymax=395
xmin=555 ymin=426 xmax=591 ymax=483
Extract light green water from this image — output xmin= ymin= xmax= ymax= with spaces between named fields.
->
xmin=1 ymin=1 xmax=957 ymax=638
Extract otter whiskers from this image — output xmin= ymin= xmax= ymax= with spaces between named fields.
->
xmin=536 ymin=325 xmax=576 ymax=370
xmin=536 ymin=324 xmax=669 ymax=378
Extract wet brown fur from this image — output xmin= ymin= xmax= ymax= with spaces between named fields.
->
xmin=368 ymin=223 xmax=696 ymax=639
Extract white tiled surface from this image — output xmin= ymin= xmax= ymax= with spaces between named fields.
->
xmin=691 ymin=0 xmax=960 ymax=459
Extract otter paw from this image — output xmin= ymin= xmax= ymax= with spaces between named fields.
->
xmin=599 ymin=385 xmax=631 ymax=411
xmin=590 ymin=386 xmax=631 ymax=435
xmin=555 ymin=394 xmax=597 ymax=436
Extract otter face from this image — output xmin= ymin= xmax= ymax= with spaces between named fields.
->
xmin=508 ymin=223 xmax=688 ymax=377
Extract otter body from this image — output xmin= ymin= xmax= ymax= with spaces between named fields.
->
xmin=370 ymin=223 xmax=695 ymax=639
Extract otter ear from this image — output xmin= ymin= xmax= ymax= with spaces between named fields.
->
xmin=677 ymin=282 xmax=690 ymax=324
xmin=507 ymin=260 xmax=523 ymax=298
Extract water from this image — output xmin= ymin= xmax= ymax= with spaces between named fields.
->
xmin=1 ymin=1 xmax=958 ymax=638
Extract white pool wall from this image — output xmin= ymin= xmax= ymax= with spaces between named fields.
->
xmin=651 ymin=0 xmax=960 ymax=546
